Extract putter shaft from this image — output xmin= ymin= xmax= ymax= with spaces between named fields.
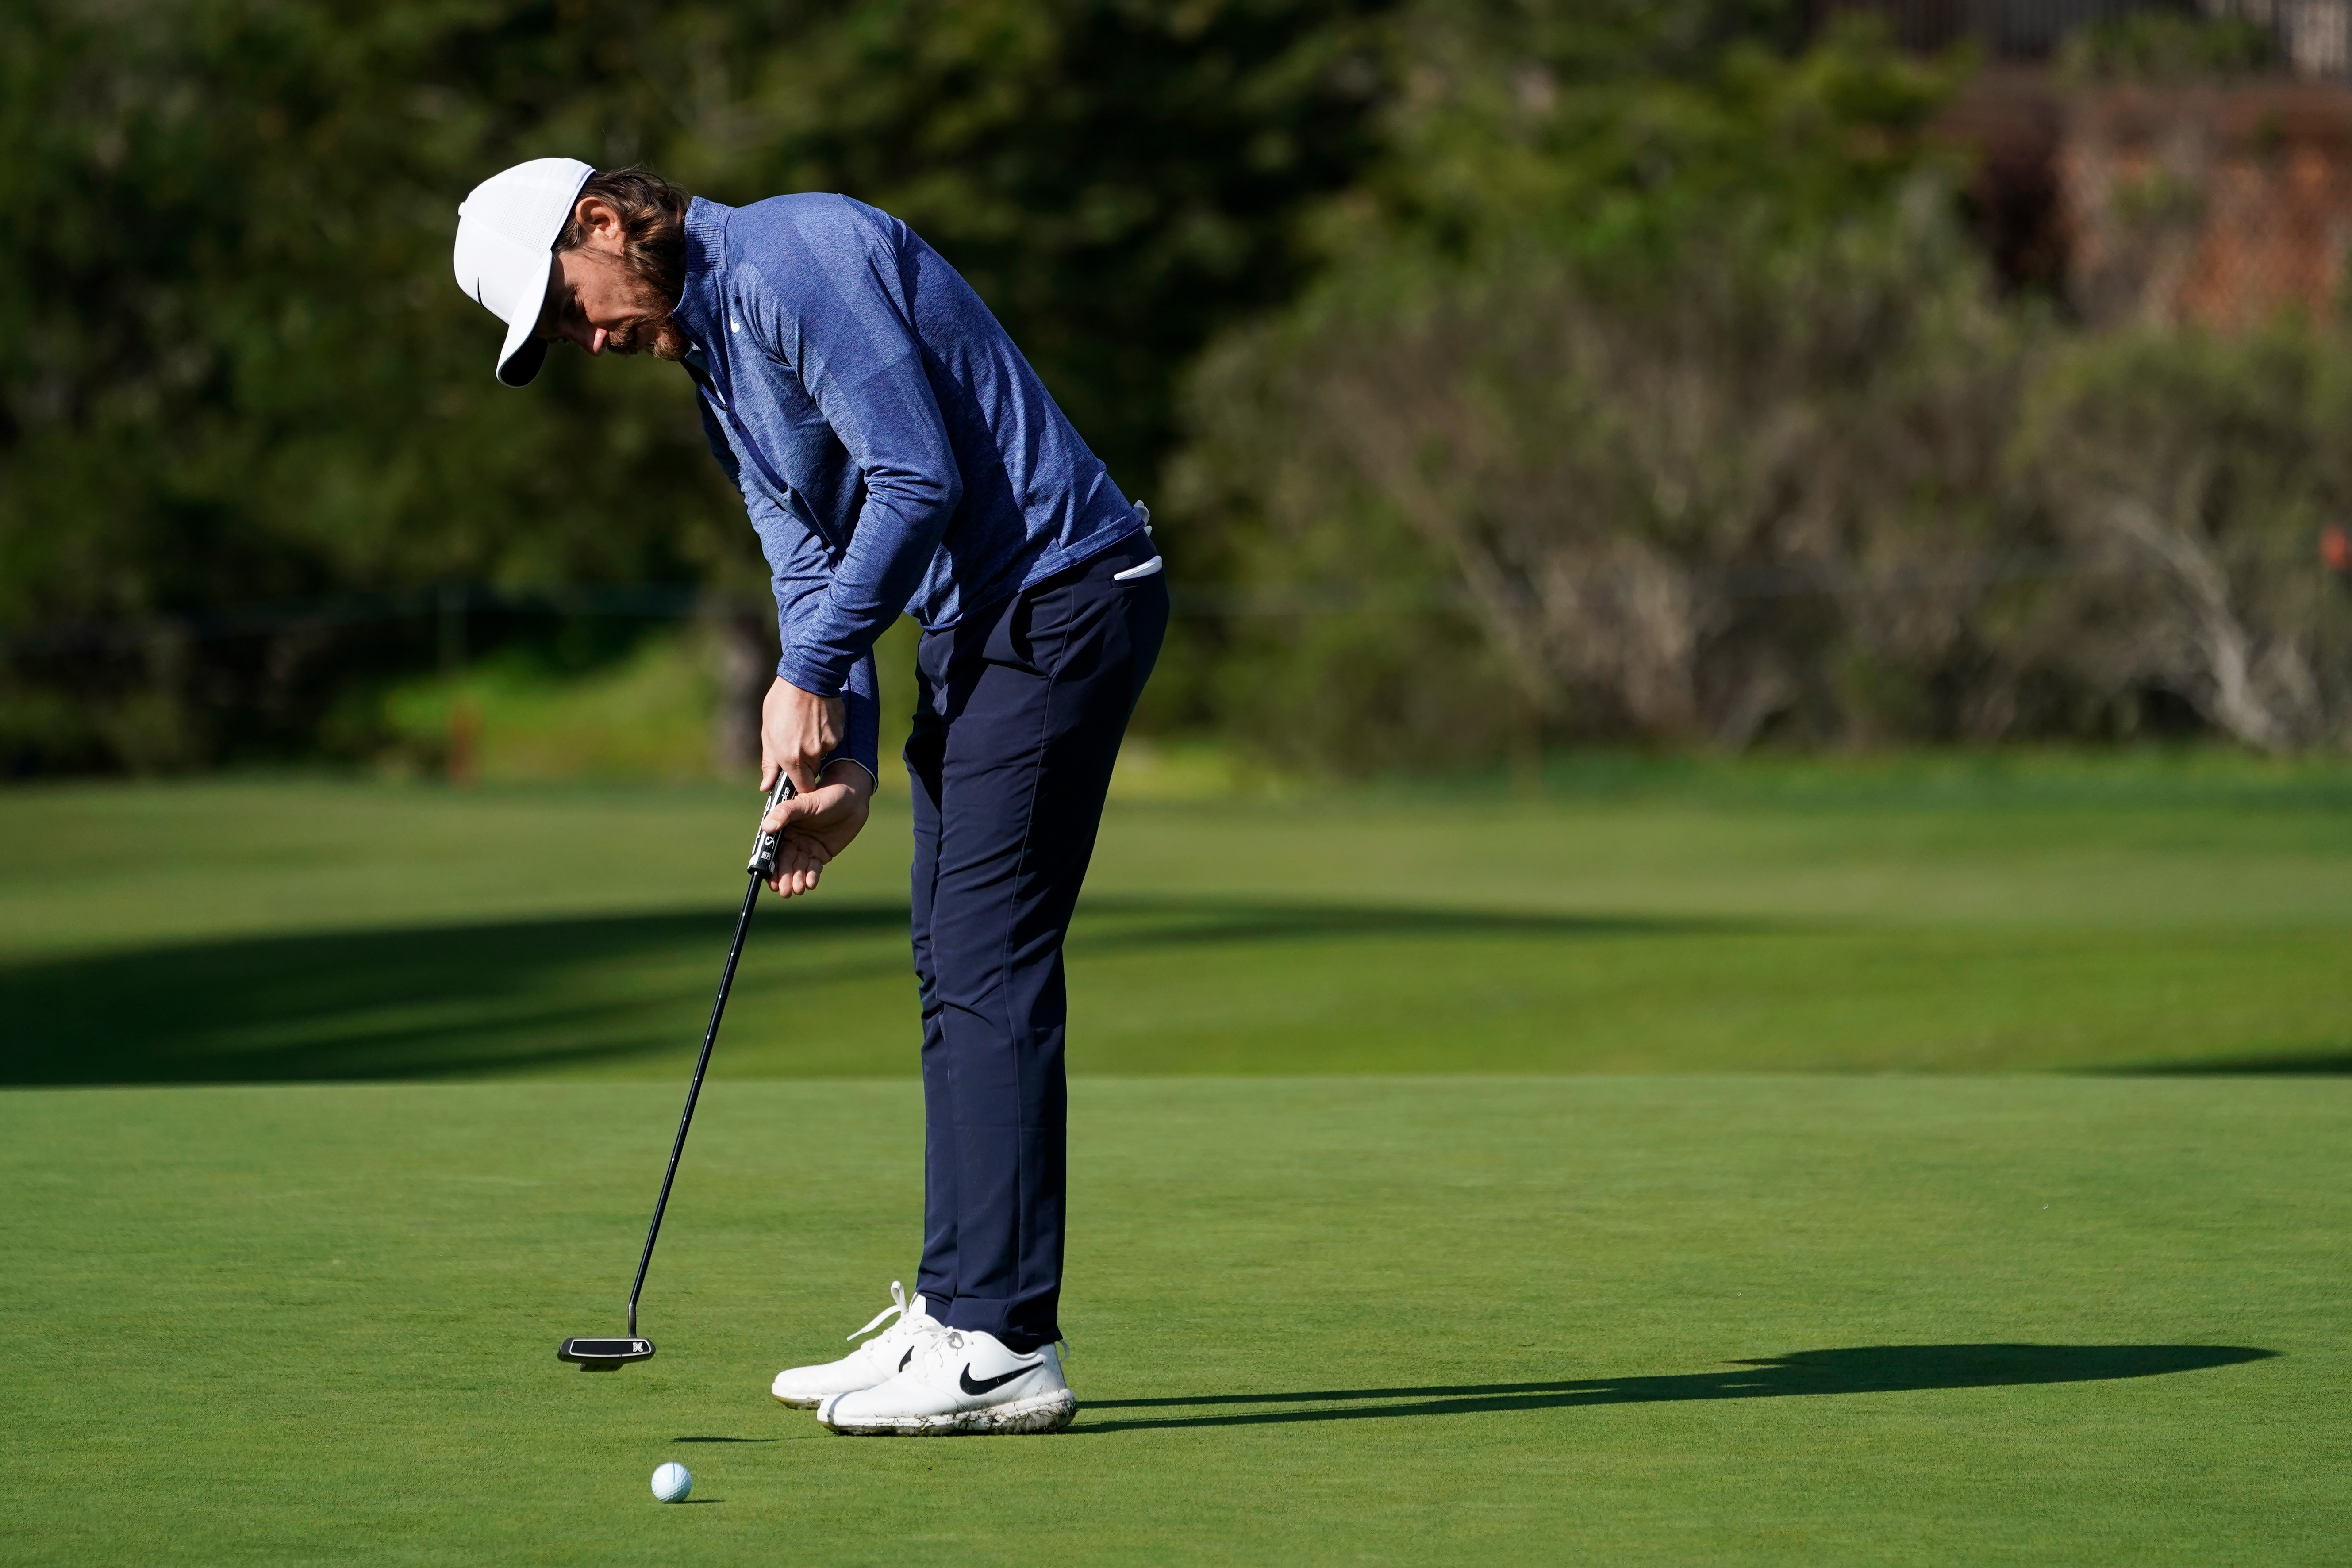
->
xmin=623 ymin=777 xmax=794 ymax=1338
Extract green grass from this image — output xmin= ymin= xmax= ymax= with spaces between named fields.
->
xmin=3 ymin=756 xmax=2351 ymax=1080
xmin=4 ymin=757 xmax=2348 ymax=1562
xmin=2 ymin=1077 xmax=2343 ymax=1564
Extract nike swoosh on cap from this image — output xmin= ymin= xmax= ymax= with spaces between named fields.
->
xmin=958 ymin=1360 xmax=1038 ymax=1396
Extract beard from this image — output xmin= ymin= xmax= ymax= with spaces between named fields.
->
xmin=604 ymin=311 xmax=690 ymax=361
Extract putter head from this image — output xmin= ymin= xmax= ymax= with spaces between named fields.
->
xmin=558 ymin=1337 xmax=655 ymax=1371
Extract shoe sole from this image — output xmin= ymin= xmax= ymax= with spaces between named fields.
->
xmin=771 ymin=1390 xmax=825 ymax=1409
xmin=819 ymin=1388 xmax=1078 ymax=1436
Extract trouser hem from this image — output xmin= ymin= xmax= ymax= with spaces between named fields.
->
xmin=938 ymin=1295 xmax=1057 ymax=1354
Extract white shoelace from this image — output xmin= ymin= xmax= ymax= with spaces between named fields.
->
xmin=849 ymin=1285 xmax=1071 ymax=1372
xmin=905 ymin=1328 xmax=969 ymax=1373
xmin=847 ymin=1281 xmax=942 ymax=1351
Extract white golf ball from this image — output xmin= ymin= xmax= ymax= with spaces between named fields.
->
xmin=651 ymin=1461 xmax=692 ymax=1503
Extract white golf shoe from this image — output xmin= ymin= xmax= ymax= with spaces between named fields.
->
xmin=816 ymin=1326 xmax=1076 ymax=1435
xmin=769 ymin=1282 xmax=944 ymax=1408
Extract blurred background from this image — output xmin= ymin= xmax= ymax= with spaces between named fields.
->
xmin=14 ymin=0 xmax=2352 ymax=781
xmin=8 ymin=16 xmax=2346 ymax=1548
xmin=6 ymin=0 xmax=2352 ymax=1086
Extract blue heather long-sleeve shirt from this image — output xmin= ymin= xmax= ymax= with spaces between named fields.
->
xmin=671 ymin=194 xmax=1146 ymax=779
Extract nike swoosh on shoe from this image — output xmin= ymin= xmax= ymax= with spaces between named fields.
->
xmin=959 ymin=1360 xmax=1039 ymax=1396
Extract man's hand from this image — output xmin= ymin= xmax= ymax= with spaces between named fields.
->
xmin=762 ymin=676 xmax=846 ymax=795
xmin=760 ymin=761 xmax=872 ymax=898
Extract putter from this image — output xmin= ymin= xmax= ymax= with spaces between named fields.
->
xmin=558 ymin=773 xmax=796 ymax=1371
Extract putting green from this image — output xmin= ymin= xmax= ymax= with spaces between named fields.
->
xmin=1 ymin=1077 xmax=2342 ymax=1564
xmin=5 ymin=759 xmax=2352 ymax=1080
xmin=4 ymin=761 xmax=2348 ymax=1560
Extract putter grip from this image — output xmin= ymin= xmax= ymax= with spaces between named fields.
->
xmin=747 ymin=776 xmax=796 ymax=877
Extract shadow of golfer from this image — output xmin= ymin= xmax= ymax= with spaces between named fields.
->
xmin=1072 ymin=1344 xmax=2273 ymax=1433
xmin=0 ymin=898 xmax=1733 ymax=1084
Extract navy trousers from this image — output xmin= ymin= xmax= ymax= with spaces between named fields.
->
xmin=906 ymin=530 xmax=1167 ymax=1352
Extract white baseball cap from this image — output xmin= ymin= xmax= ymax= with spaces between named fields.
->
xmin=453 ymin=157 xmax=595 ymax=387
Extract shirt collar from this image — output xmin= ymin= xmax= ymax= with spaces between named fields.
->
xmin=673 ymin=196 xmax=734 ymax=356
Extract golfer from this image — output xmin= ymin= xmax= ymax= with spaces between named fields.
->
xmin=454 ymin=160 xmax=1166 ymax=1435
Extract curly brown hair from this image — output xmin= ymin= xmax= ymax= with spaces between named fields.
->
xmin=555 ymin=168 xmax=691 ymax=307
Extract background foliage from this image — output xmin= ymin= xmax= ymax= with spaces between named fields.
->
xmin=7 ymin=0 xmax=2352 ymax=776
xmin=1170 ymin=4 xmax=2352 ymax=768
xmin=0 ymin=0 xmax=1383 ymax=771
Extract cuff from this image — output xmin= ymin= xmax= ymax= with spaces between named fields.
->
xmin=822 ymin=757 xmax=880 ymax=790
xmin=823 ymin=652 xmax=881 ymax=782
xmin=776 ymin=646 xmax=851 ymax=701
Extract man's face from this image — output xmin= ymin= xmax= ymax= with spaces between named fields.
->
xmin=536 ymin=200 xmax=688 ymax=362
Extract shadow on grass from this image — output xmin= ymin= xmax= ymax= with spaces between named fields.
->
xmin=0 ymin=905 xmax=886 ymax=1085
xmin=2113 ymin=1050 xmax=2352 ymax=1076
xmin=0 ymin=899 xmax=1722 ymax=1084
xmin=1072 ymin=1344 xmax=2274 ymax=1433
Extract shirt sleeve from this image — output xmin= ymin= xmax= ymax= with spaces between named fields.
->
xmin=697 ymin=396 xmax=882 ymax=784
xmin=735 ymin=227 xmax=961 ymax=700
